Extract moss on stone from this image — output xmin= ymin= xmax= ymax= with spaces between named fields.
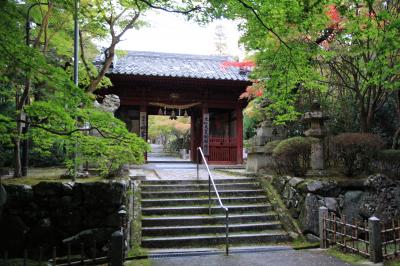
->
xmin=257 ymin=175 xmax=303 ymax=239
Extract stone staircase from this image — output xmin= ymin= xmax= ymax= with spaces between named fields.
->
xmin=140 ymin=178 xmax=290 ymax=248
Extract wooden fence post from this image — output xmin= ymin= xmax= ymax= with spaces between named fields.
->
xmin=319 ymin=206 xmax=328 ymax=248
xmin=368 ymin=216 xmax=383 ymax=263
xmin=110 ymin=230 xmax=124 ymax=266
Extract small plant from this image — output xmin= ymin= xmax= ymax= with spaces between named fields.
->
xmin=331 ymin=133 xmax=384 ymax=177
xmin=272 ymin=136 xmax=316 ymax=176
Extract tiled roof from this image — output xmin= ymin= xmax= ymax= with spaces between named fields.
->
xmin=107 ymin=51 xmax=249 ymax=81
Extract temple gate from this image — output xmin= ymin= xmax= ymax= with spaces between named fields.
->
xmin=98 ymin=51 xmax=251 ymax=164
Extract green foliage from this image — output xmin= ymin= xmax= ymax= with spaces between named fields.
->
xmin=264 ymin=140 xmax=281 ymax=154
xmin=0 ymin=0 xmax=150 ymax=177
xmin=28 ymin=104 xmax=149 ymax=177
xmin=203 ymin=0 xmax=400 ymax=134
xmin=273 ymin=137 xmax=317 ymax=177
xmin=331 ymin=133 xmax=384 ymax=177
xmin=148 ymin=116 xmax=190 ymax=153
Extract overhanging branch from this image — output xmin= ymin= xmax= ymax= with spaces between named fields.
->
xmin=138 ymin=0 xmax=201 ymax=14
xmin=236 ymin=0 xmax=290 ymax=50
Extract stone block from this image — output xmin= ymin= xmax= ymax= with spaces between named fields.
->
xmin=299 ymin=193 xmax=322 ymax=235
xmin=33 ymin=182 xmax=73 ymax=197
xmin=306 ymin=179 xmax=340 ymax=197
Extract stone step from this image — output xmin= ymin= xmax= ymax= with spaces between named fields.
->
xmin=141 ymin=204 xmax=273 ymax=216
xmin=141 ymin=196 xmax=268 ymax=207
xmin=141 ymin=231 xmax=290 ymax=248
xmin=142 ymin=222 xmax=283 ymax=237
xmin=141 ymin=189 xmax=265 ymax=199
xmin=142 ymin=213 xmax=279 ymax=227
xmin=141 ymin=178 xmax=257 ymax=185
xmin=141 ymin=182 xmax=261 ymax=192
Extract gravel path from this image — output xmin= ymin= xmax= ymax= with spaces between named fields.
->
xmin=150 ymin=249 xmax=353 ymax=266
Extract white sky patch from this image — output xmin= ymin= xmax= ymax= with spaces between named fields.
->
xmin=114 ymin=11 xmax=245 ymax=58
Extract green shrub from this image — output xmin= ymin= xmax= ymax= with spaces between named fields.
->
xmin=272 ymin=137 xmax=317 ymax=177
xmin=265 ymin=140 xmax=281 ymax=153
xmin=331 ymin=133 xmax=384 ymax=177
xmin=376 ymin=149 xmax=400 ymax=178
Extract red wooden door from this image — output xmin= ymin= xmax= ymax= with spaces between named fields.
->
xmin=209 ymin=136 xmax=237 ymax=163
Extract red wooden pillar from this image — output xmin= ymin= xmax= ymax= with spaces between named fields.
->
xmin=236 ymin=105 xmax=243 ymax=164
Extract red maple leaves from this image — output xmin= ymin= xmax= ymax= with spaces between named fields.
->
xmin=221 ymin=60 xmax=256 ymax=69
xmin=239 ymin=81 xmax=263 ymax=100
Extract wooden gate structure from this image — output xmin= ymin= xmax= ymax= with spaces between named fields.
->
xmin=98 ymin=51 xmax=251 ymax=164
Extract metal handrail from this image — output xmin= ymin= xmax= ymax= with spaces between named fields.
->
xmin=197 ymin=147 xmax=230 ymax=255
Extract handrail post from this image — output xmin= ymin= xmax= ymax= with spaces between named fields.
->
xmin=197 ymin=148 xmax=199 ymax=181
xmin=208 ymin=174 xmax=211 ymax=215
xmin=225 ymin=209 xmax=229 ymax=256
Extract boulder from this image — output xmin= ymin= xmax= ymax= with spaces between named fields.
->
xmin=282 ymin=185 xmax=301 ymax=209
xmin=306 ymin=179 xmax=340 ymax=197
xmin=272 ymin=176 xmax=291 ymax=194
xmin=25 ymin=218 xmax=60 ymax=249
xmin=33 ymin=182 xmax=73 ymax=197
xmin=306 ymin=233 xmax=320 ymax=243
xmin=94 ymin=94 xmax=120 ymax=113
xmin=323 ymin=197 xmax=338 ymax=212
xmin=3 ymin=184 xmax=33 ymax=208
xmin=288 ymin=177 xmax=305 ymax=188
xmin=341 ymin=190 xmax=365 ymax=222
xmin=0 ymin=215 xmax=28 ymax=253
xmin=62 ymin=227 xmax=114 ymax=254
xmin=0 ymin=184 xmax=7 ymax=207
xmin=364 ymin=174 xmax=394 ymax=191
xmin=299 ymin=193 xmax=321 ymax=235
xmin=79 ymin=181 xmax=127 ymax=208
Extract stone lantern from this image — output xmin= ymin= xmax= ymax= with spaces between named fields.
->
xmin=303 ymin=100 xmax=329 ymax=175
xmin=246 ymin=118 xmax=285 ymax=173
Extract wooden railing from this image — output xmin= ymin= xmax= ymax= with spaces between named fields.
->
xmin=319 ymin=207 xmax=400 ymax=263
xmin=197 ymin=147 xmax=230 ymax=255
xmin=382 ymin=219 xmax=400 ymax=259
xmin=322 ymin=211 xmax=370 ymax=257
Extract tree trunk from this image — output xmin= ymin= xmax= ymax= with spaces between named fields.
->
xmin=21 ymin=124 xmax=29 ymax=176
xmin=360 ymin=108 xmax=369 ymax=133
xmin=13 ymin=122 xmax=22 ymax=178
xmin=87 ymin=45 xmax=116 ymax=93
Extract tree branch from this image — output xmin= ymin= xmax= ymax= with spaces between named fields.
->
xmin=138 ymin=0 xmax=201 ymax=14
xmin=236 ymin=0 xmax=291 ymax=50
xmin=79 ymin=30 xmax=95 ymax=80
xmin=0 ymin=117 xmax=126 ymax=142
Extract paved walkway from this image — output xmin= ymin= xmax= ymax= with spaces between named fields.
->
xmin=147 ymin=144 xmax=190 ymax=162
xmin=149 ymin=249 xmax=352 ymax=266
xmin=130 ymin=163 xmax=247 ymax=180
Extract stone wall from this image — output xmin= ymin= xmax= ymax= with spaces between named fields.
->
xmin=0 ymin=180 xmax=131 ymax=257
xmin=271 ymin=174 xmax=400 ymax=239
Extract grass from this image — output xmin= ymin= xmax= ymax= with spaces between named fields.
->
xmin=125 ymin=259 xmax=152 ymax=266
xmin=291 ymin=237 xmax=319 ymax=250
xmin=1 ymin=167 xmax=131 ymax=186
xmin=327 ymin=247 xmax=368 ymax=265
xmin=3 ymin=175 xmax=105 ymax=186
xmin=385 ymin=259 xmax=400 ymax=266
